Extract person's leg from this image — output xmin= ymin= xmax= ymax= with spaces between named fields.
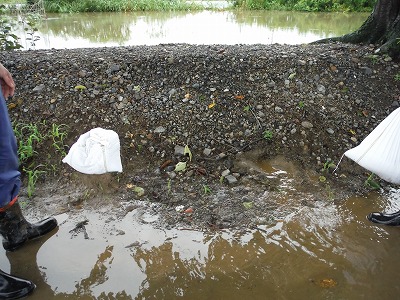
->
xmin=0 ymin=88 xmax=58 ymax=252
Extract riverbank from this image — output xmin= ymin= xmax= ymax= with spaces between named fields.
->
xmin=1 ymin=42 xmax=399 ymax=230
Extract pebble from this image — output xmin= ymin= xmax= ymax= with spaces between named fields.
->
xmin=301 ymin=121 xmax=313 ymax=129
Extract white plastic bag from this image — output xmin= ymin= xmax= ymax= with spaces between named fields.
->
xmin=344 ymin=107 xmax=400 ymax=184
xmin=62 ymin=128 xmax=123 ymax=174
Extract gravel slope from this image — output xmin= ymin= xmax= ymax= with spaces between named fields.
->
xmin=1 ymin=43 xmax=399 ymax=229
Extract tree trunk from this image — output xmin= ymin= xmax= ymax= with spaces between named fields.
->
xmin=317 ymin=0 xmax=400 ymax=59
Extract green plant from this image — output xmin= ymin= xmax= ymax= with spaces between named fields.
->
xmin=298 ymin=101 xmax=305 ymax=109
xmin=23 ymin=165 xmax=45 ymax=198
xmin=395 ymin=73 xmax=400 ymax=81
xmin=365 ymin=173 xmax=380 ymax=190
xmin=22 ymin=13 xmax=41 ymax=49
xmin=13 ymin=123 xmax=44 ymax=163
xmin=50 ymin=123 xmax=68 ymax=156
xmin=263 ymin=130 xmax=273 ymax=141
xmin=322 ymin=160 xmax=335 ymax=172
xmin=203 ymin=185 xmax=211 ymax=194
xmin=0 ymin=5 xmax=22 ymax=50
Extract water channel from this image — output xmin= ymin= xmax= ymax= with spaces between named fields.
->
xmin=4 ymin=8 xmax=400 ymax=300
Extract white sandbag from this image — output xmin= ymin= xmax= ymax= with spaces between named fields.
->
xmin=344 ymin=107 xmax=400 ymax=184
xmin=62 ymin=128 xmax=123 ymax=174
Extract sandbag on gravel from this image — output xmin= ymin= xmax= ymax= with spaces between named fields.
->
xmin=344 ymin=107 xmax=400 ymax=184
xmin=62 ymin=128 xmax=123 ymax=174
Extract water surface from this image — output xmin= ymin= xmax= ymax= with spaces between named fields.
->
xmin=15 ymin=10 xmax=369 ymax=49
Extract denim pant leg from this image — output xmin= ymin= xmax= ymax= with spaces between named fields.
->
xmin=0 ymin=88 xmax=21 ymax=207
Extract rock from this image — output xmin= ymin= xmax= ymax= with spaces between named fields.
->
xmin=174 ymin=145 xmax=185 ymax=155
xmin=301 ymin=121 xmax=313 ymax=129
xmin=221 ymin=169 xmax=230 ymax=177
xmin=33 ymin=84 xmax=45 ymax=92
xmin=225 ymin=175 xmax=237 ymax=184
xmin=203 ymin=148 xmax=212 ymax=156
xmin=154 ymin=126 xmax=166 ymax=133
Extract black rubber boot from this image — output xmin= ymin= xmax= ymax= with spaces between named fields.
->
xmin=0 ymin=269 xmax=35 ymax=299
xmin=367 ymin=210 xmax=400 ymax=226
xmin=0 ymin=202 xmax=58 ymax=251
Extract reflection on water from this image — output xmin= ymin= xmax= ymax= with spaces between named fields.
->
xmin=13 ymin=10 xmax=369 ymax=49
xmin=1 ymin=161 xmax=400 ymax=299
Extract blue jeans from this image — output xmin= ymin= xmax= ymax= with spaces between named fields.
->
xmin=0 ymin=87 xmax=20 ymax=207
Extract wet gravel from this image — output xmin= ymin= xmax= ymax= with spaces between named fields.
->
xmin=1 ymin=43 xmax=399 ymax=230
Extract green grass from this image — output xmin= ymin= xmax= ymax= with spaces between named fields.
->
xmin=44 ymin=0 xmax=203 ymax=13
xmin=13 ymin=121 xmax=69 ymax=198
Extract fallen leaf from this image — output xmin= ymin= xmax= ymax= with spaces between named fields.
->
xmin=208 ymin=101 xmax=216 ymax=109
xmin=318 ymin=278 xmax=337 ymax=288
xmin=243 ymin=202 xmax=253 ymax=209
xmin=160 ymin=159 xmax=173 ymax=170
xmin=184 ymin=145 xmax=192 ymax=161
xmin=362 ymin=110 xmax=368 ymax=117
xmin=74 ymin=85 xmax=86 ymax=90
xmin=234 ymin=95 xmax=244 ymax=100
xmin=7 ymin=103 xmax=16 ymax=109
xmin=184 ymin=207 xmax=193 ymax=214
xmin=175 ymin=162 xmax=187 ymax=172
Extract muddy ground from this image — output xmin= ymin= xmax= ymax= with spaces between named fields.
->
xmin=1 ymin=43 xmax=399 ymax=231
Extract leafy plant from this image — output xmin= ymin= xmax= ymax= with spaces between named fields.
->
xmin=203 ymin=185 xmax=211 ymax=194
xmin=395 ymin=73 xmax=400 ymax=81
xmin=13 ymin=123 xmax=44 ymax=163
xmin=50 ymin=123 xmax=68 ymax=156
xmin=322 ymin=160 xmax=335 ymax=173
xmin=23 ymin=165 xmax=45 ymax=198
xmin=263 ymin=130 xmax=273 ymax=141
xmin=0 ymin=5 xmax=22 ymax=50
xmin=365 ymin=173 xmax=380 ymax=190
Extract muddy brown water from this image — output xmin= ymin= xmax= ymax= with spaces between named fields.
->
xmin=1 ymin=158 xmax=400 ymax=299
xmin=13 ymin=10 xmax=369 ymax=50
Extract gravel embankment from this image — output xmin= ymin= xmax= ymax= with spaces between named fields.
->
xmin=1 ymin=43 xmax=399 ymax=229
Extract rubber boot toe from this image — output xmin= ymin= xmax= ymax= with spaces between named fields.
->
xmin=367 ymin=211 xmax=400 ymax=226
xmin=0 ymin=269 xmax=35 ymax=299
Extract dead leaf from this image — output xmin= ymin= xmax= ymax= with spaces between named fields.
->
xmin=318 ymin=278 xmax=337 ymax=288
xmin=184 ymin=207 xmax=193 ymax=214
xmin=160 ymin=159 xmax=173 ymax=170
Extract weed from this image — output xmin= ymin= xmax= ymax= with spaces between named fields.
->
xmin=13 ymin=122 xmax=44 ymax=163
xmin=298 ymin=101 xmax=305 ymax=109
xmin=50 ymin=123 xmax=68 ymax=156
xmin=367 ymin=54 xmax=379 ymax=64
xmin=322 ymin=160 xmax=335 ymax=172
xmin=395 ymin=73 xmax=400 ymax=81
xmin=365 ymin=173 xmax=380 ymax=190
xmin=23 ymin=165 xmax=45 ymax=198
xmin=263 ymin=130 xmax=273 ymax=141
xmin=203 ymin=185 xmax=211 ymax=194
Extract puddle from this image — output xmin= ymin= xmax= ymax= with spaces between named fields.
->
xmin=2 ymin=159 xmax=400 ymax=299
